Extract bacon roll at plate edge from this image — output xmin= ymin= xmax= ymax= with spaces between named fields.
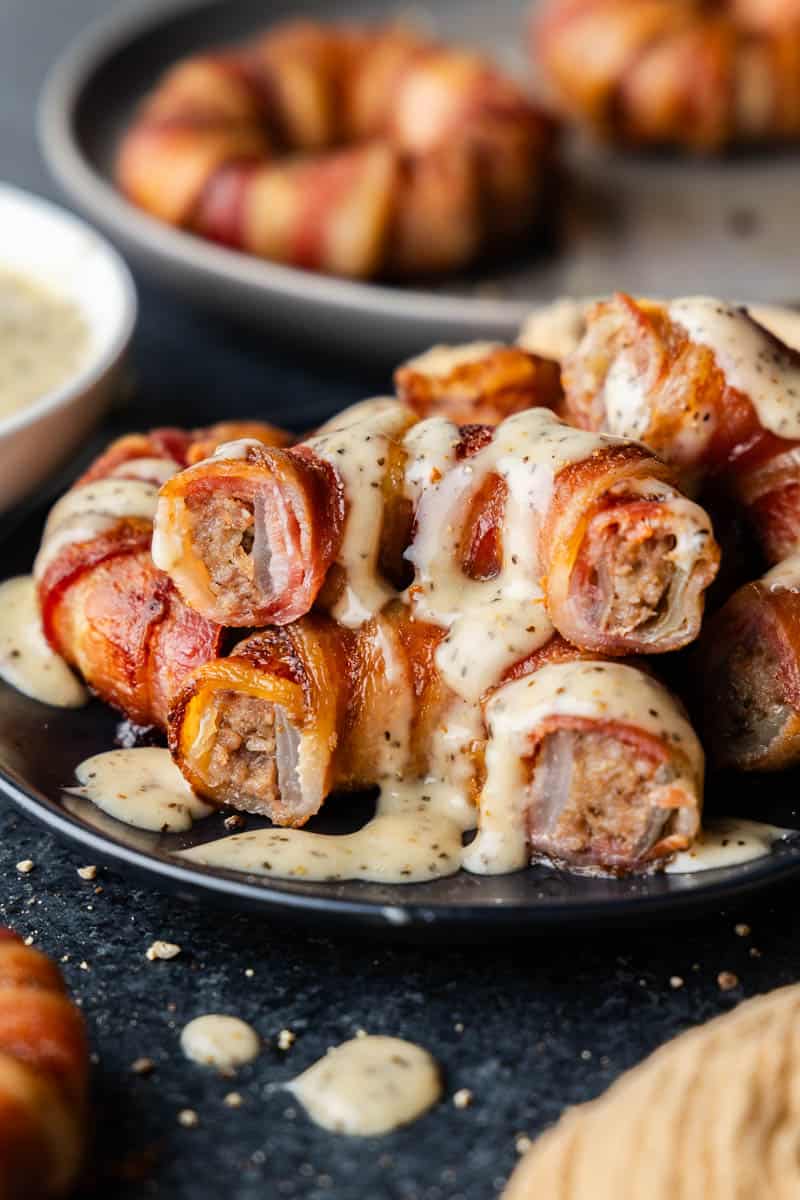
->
xmin=694 ymin=553 xmax=800 ymax=771
xmin=34 ymin=421 xmax=287 ymax=728
xmin=168 ymin=611 xmax=703 ymax=874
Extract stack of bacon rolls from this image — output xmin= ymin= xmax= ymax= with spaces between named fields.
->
xmin=561 ymin=293 xmax=800 ymax=773
xmin=32 ymin=333 xmax=735 ymax=877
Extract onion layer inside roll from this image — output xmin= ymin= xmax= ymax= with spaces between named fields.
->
xmin=526 ymin=718 xmax=698 ymax=871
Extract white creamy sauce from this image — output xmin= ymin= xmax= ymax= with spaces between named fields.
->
xmin=749 ymin=304 xmax=800 ymax=353
xmin=0 ymin=268 xmax=89 ymax=419
xmin=517 ymin=298 xmax=590 ymax=362
xmin=463 ymin=660 xmax=703 ymax=876
xmin=67 ymin=748 xmax=213 ymax=832
xmin=665 ymin=818 xmax=796 ymax=873
xmin=0 ymin=575 xmax=87 ymax=707
xmin=109 ymin=457 xmax=178 ymax=485
xmin=401 ymin=340 xmax=503 ymax=378
xmin=306 ymin=398 xmax=417 ymax=627
xmin=669 ymin=297 xmax=800 ymax=438
xmin=404 ymin=409 xmax=624 ymax=703
xmin=178 ymin=811 xmax=463 ymax=884
xmin=763 ymin=551 xmax=800 ymax=591
xmin=34 ymin=478 xmax=159 ymax=578
xmin=286 ymin=1036 xmax=441 ymax=1136
xmin=181 ymin=1014 xmax=260 ymax=1073
xmin=369 ymin=617 xmax=415 ymax=783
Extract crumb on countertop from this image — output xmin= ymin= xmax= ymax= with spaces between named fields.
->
xmin=735 ymin=923 xmax=751 ymax=937
xmin=77 ymin=865 xmax=97 ymax=881
xmin=16 ymin=860 xmax=34 ymax=874
xmin=177 ymin=1109 xmax=199 ymax=1128
xmin=669 ymin=975 xmax=684 ymax=989
xmin=515 ymin=1134 xmax=533 ymax=1155
xmin=453 ymin=1088 xmax=473 ymax=1109
xmin=224 ymin=1091 xmax=244 ymax=1108
xmin=146 ymin=940 xmax=181 ymax=962
xmin=277 ymin=1029 xmax=295 ymax=1051
xmin=717 ymin=971 xmax=739 ymax=992
xmin=131 ymin=1057 xmax=155 ymax=1076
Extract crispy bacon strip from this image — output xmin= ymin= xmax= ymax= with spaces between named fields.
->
xmin=116 ymin=21 xmax=554 ymax=279
xmin=395 ymin=343 xmax=562 ymax=426
xmin=533 ymin=0 xmax=800 ymax=150
xmin=0 ymin=930 xmax=88 ymax=1200
xmin=35 ymin=422 xmax=286 ymax=728
xmin=562 ymin=292 xmax=800 ymax=563
xmin=694 ymin=554 xmax=800 ymax=770
xmin=168 ymin=613 xmax=702 ymax=873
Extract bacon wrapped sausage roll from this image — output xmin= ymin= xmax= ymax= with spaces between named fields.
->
xmin=169 ymin=612 xmax=702 ymax=874
xmin=0 ymin=930 xmax=88 ymax=1200
xmin=35 ymin=421 xmax=287 ymax=728
xmin=562 ymin=293 xmax=800 ymax=563
xmin=155 ymin=398 xmax=719 ymax=655
xmin=694 ymin=552 xmax=800 ymax=771
xmin=533 ymin=0 xmax=800 ymax=151
xmin=117 ymin=21 xmax=554 ymax=280
xmin=465 ymin=638 xmax=703 ymax=875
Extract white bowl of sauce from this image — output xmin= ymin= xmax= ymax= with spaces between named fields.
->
xmin=0 ymin=182 xmax=136 ymax=512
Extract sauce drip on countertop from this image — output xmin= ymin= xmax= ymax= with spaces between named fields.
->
xmin=287 ymin=1036 xmax=441 ymax=1135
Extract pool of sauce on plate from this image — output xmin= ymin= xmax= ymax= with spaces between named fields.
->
xmin=0 ymin=268 xmax=88 ymax=418
xmin=0 ymin=576 xmax=87 ymax=707
xmin=665 ymin=817 xmax=796 ymax=873
xmin=66 ymin=747 xmax=213 ymax=833
xmin=287 ymin=1036 xmax=441 ymax=1135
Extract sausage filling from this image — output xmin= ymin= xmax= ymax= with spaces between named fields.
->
xmin=185 ymin=490 xmax=259 ymax=611
xmin=527 ymin=728 xmax=681 ymax=870
xmin=197 ymin=689 xmax=308 ymax=824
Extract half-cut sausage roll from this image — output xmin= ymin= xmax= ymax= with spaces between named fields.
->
xmin=35 ymin=422 xmax=286 ymax=728
xmin=465 ymin=639 xmax=703 ymax=875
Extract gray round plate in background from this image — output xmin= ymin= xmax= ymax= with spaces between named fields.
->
xmin=39 ymin=0 xmax=800 ymax=362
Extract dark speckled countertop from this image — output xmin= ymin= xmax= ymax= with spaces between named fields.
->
xmin=3 ymin=3 xmax=800 ymax=1197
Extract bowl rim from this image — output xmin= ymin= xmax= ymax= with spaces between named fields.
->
xmin=0 ymin=181 xmax=137 ymax=440
xmin=36 ymin=0 xmax=533 ymax=335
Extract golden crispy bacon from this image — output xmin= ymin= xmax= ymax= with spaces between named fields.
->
xmin=0 ymin=930 xmax=88 ymax=1200
xmin=395 ymin=343 xmax=562 ymax=426
xmin=35 ymin=422 xmax=286 ymax=728
xmin=154 ymin=400 xmax=719 ymax=653
xmin=562 ymin=293 xmax=800 ymax=563
xmin=116 ymin=20 xmax=554 ymax=279
xmin=168 ymin=612 xmax=703 ymax=873
xmin=533 ymin=0 xmax=800 ymax=151
xmin=694 ymin=554 xmax=800 ymax=770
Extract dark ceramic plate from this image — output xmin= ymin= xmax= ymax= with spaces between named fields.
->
xmin=39 ymin=0 xmax=800 ymax=362
xmin=2 ymin=668 xmax=800 ymax=936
